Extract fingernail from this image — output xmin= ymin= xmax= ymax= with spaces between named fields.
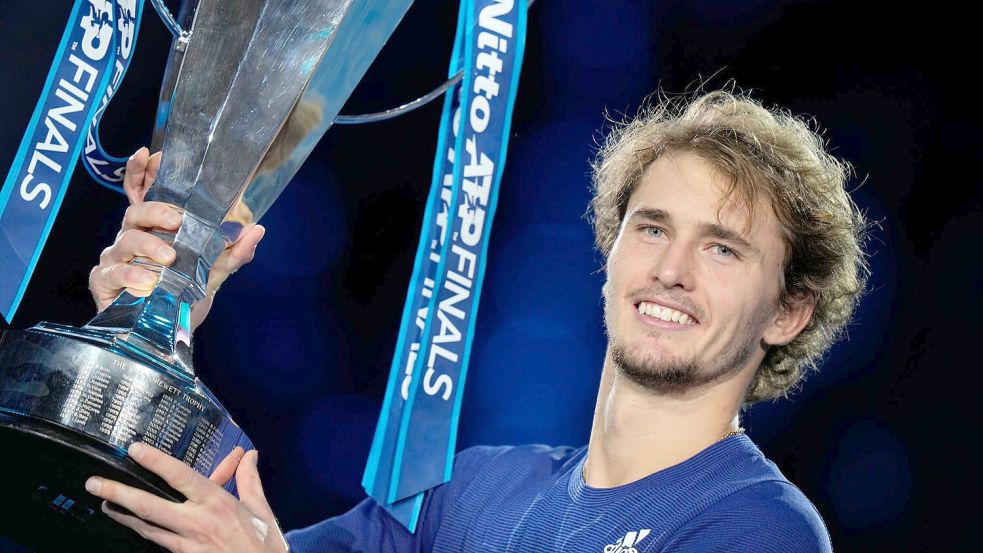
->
xmin=85 ymin=476 xmax=102 ymax=494
xmin=140 ymin=270 xmax=157 ymax=285
xmin=128 ymin=441 xmax=145 ymax=459
xmin=256 ymin=225 xmax=266 ymax=241
xmin=253 ymin=450 xmax=260 ymax=465
xmin=157 ymin=245 xmax=175 ymax=262
xmin=165 ymin=212 xmax=182 ymax=227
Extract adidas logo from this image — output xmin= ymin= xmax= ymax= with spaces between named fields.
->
xmin=603 ymin=529 xmax=651 ymax=553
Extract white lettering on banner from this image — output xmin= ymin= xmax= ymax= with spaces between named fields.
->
xmin=446 ymin=266 xmax=473 ymax=288
xmin=398 ymin=0 xmax=519 ymax=406
xmin=38 ymin=118 xmax=71 ymax=155
xmin=439 ymin=277 xmax=470 ymax=320
xmin=117 ymin=0 xmax=137 ymax=58
xmin=424 ymin=343 xmax=456 ymax=400
xmin=478 ymin=0 xmax=514 ymax=38
xmin=18 ymin=3 xmax=111 ymax=209
xmin=474 ymin=51 xmax=503 ymax=100
xmin=424 ymin=366 xmax=453 ymax=400
xmin=469 ymin=96 xmax=490 ymax=133
xmin=416 ymin=0 xmax=518 ymax=401
xmin=80 ymin=0 xmax=114 ymax=61
xmin=453 ymin=244 xmax=477 ymax=279
xmin=459 ymin=138 xmax=494 ymax=247
xmin=433 ymin=308 xmax=462 ymax=344
xmin=400 ymin=344 xmax=419 ymax=401
xmin=49 ymin=87 xmax=85 ymax=131
xmin=58 ymin=78 xmax=90 ymax=103
xmin=477 ymin=31 xmax=508 ymax=54
xmin=68 ymin=54 xmax=100 ymax=94
xmin=19 ymin=175 xmax=51 ymax=210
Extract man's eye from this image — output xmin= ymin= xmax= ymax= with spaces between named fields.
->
xmin=642 ymin=226 xmax=664 ymax=238
xmin=712 ymin=244 xmax=735 ymax=257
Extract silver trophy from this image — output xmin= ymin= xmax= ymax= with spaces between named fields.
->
xmin=0 ymin=0 xmax=412 ymax=550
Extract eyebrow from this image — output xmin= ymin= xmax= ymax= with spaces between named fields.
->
xmin=628 ymin=207 xmax=761 ymax=255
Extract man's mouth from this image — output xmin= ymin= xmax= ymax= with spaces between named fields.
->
xmin=635 ymin=301 xmax=698 ymax=326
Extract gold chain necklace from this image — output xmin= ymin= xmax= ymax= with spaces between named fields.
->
xmin=582 ymin=427 xmax=745 ymax=485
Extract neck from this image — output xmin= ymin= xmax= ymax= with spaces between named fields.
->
xmin=583 ymin=349 xmax=752 ymax=488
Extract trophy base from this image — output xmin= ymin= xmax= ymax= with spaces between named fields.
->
xmin=0 ymin=412 xmax=177 ymax=552
xmin=0 ymin=325 xmax=254 ymax=551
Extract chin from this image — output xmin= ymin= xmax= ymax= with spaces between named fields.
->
xmin=611 ymin=341 xmax=704 ymax=392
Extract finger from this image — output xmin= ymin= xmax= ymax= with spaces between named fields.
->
xmin=235 ymin=450 xmax=276 ymax=521
xmin=90 ymin=264 xmax=159 ymax=307
xmin=85 ymin=475 xmax=187 ymax=532
xmin=121 ymin=202 xmax=183 ymax=233
xmin=146 ymin=151 xmax=162 ymax=186
xmin=123 ymin=147 xmax=150 ymax=204
xmin=102 ymin=229 xmax=176 ymax=266
xmin=98 ymin=262 xmax=158 ymax=291
xmin=208 ymin=446 xmax=245 ymax=487
xmin=206 ymin=225 xmax=265 ymax=294
xmin=101 ymin=501 xmax=184 ymax=552
xmin=127 ymin=441 xmax=214 ymax=502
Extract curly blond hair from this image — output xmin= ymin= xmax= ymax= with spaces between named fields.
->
xmin=590 ymin=88 xmax=870 ymax=403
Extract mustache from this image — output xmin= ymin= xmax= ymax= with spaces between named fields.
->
xmin=625 ymin=286 xmax=704 ymax=321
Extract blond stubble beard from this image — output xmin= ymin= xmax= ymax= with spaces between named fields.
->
xmin=603 ymin=291 xmax=762 ymax=396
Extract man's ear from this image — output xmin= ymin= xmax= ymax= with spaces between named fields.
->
xmin=763 ymin=293 xmax=816 ymax=346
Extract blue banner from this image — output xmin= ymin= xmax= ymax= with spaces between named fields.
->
xmin=0 ymin=0 xmax=148 ymax=322
xmin=363 ymin=0 xmax=527 ymax=531
xmin=82 ymin=0 xmax=145 ymax=193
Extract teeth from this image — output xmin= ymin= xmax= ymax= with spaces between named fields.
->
xmin=636 ymin=301 xmax=696 ymax=325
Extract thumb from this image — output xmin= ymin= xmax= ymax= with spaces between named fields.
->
xmin=122 ymin=147 xmax=150 ymax=204
xmin=236 ymin=450 xmax=275 ymax=520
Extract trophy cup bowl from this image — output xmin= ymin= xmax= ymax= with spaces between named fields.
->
xmin=0 ymin=0 xmax=412 ymax=550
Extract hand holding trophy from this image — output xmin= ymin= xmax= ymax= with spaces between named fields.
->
xmin=88 ymin=149 xmax=265 ymax=331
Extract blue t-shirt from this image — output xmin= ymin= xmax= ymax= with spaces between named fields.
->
xmin=286 ymin=435 xmax=832 ymax=552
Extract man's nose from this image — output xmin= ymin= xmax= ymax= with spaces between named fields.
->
xmin=650 ymin=240 xmax=695 ymax=290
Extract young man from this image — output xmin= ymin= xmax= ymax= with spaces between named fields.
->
xmin=84 ymin=90 xmax=868 ymax=552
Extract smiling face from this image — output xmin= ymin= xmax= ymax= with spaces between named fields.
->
xmin=603 ymin=151 xmax=812 ymax=395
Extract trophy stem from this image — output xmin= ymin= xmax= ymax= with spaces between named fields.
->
xmin=84 ymin=213 xmax=228 ymax=375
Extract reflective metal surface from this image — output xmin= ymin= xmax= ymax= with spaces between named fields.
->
xmin=0 ymin=326 xmax=251 ymax=472
xmin=86 ymin=0 xmax=419 ymax=374
xmin=239 ymin=0 xmax=414 ymax=225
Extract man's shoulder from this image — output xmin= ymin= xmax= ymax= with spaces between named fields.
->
xmin=718 ymin=478 xmax=829 ymax=528
xmin=664 ymin=478 xmax=832 ymax=552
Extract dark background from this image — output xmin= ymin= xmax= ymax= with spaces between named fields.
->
xmin=1 ymin=1 xmax=978 ymax=551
